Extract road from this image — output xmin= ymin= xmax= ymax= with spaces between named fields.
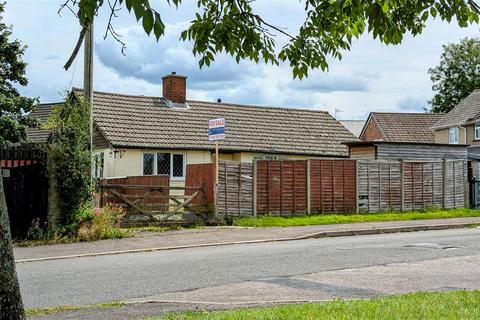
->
xmin=17 ymin=228 xmax=480 ymax=310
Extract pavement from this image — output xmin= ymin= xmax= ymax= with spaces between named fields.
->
xmin=14 ymin=217 xmax=480 ymax=262
xmin=22 ymin=227 xmax=480 ymax=319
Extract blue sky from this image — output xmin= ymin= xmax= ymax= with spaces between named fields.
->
xmin=5 ymin=1 xmax=480 ymax=119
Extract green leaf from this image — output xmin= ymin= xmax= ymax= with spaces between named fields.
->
xmin=142 ymin=10 xmax=154 ymax=35
xmin=133 ymin=3 xmax=145 ymax=21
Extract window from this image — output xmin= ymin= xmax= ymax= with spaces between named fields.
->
xmin=142 ymin=152 xmax=185 ymax=179
xmin=143 ymin=153 xmax=154 ymax=175
xmin=475 ymin=124 xmax=480 ymax=140
xmin=93 ymin=152 xmax=104 ymax=178
xmin=449 ymin=127 xmax=458 ymax=144
xmin=172 ymin=154 xmax=184 ymax=178
xmin=157 ymin=153 xmax=170 ymax=175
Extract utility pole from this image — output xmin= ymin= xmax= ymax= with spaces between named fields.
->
xmin=84 ymin=20 xmax=94 ymax=180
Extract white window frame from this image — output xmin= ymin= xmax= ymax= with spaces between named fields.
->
xmin=141 ymin=152 xmax=186 ymax=180
xmin=475 ymin=124 xmax=480 ymax=140
xmin=449 ymin=127 xmax=458 ymax=144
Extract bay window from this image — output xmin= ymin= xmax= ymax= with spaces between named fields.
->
xmin=142 ymin=152 xmax=185 ymax=179
xmin=475 ymin=124 xmax=480 ymax=140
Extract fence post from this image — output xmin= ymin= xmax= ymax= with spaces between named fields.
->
xmin=400 ymin=160 xmax=405 ymax=212
xmin=306 ymin=158 xmax=311 ymax=215
xmin=238 ymin=162 xmax=242 ymax=216
xmin=442 ymin=159 xmax=447 ymax=209
xmin=464 ymin=161 xmax=469 ymax=208
xmin=355 ymin=160 xmax=359 ymax=214
xmin=253 ymin=159 xmax=257 ymax=218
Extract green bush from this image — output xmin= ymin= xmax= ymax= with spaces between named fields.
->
xmin=45 ymin=97 xmax=92 ymax=225
xmin=77 ymin=205 xmax=129 ymax=241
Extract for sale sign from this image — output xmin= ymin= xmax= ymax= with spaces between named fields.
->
xmin=208 ymin=117 xmax=226 ymax=141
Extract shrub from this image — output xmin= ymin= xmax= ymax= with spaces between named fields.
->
xmin=45 ymin=97 xmax=92 ymax=225
xmin=76 ymin=205 xmax=128 ymax=241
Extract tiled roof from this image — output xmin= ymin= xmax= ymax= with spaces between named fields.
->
xmin=432 ymin=90 xmax=480 ymax=129
xmin=74 ymin=89 xmax=357 ymax=157
xmin=367 ymin=112 xmax=444 ymax=143
xmin=339 ymin=120 xmax=366 ymax=137
xmin=27 ymin=103 xmax=62 ymax=143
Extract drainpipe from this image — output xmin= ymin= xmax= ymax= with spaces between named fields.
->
xmin=459 ymin=125 xmax=467 ymax=144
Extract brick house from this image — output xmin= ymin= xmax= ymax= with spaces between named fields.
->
xmin=346 ymin=112 xmax=467 ymax=160
xmin=360 ymin=112 xmax=444 ymax=143
xmin=432 ymin=90 xmax=480 ymax=177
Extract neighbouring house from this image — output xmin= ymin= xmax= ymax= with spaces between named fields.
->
xmin=346 ymin=112 xmax=467 ymax=160
xmin=339 ymin=120 xmax=366 ymax=138
xmin=27 ymin=102 xmax=62 ymax=143
xmin=28 ymin=73 xmax=357 ymax=190
xmin=360 ymin=112 xmax=444 ymax=143
xmin=345 ymin=141 xmax=468 ymax=160
xmin=432 ymin=90 xmax=480 ymax=177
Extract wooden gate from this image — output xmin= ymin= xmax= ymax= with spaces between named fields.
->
xmin=99 ymin=175 xmax=208 ymax=226
xmin=1 ymin=144 xmax=48 ymax=238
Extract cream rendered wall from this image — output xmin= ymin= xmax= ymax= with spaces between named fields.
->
xmin=238 ymin=152 xmax=309 ymax=163
xmin=100 ymin=149 xmax=212 ymax=191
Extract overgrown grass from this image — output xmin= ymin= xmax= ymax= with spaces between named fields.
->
xmin=156 ymin=290 xmax=480 ymax=320
xmin=26 ymin=302 xmax=125 ymax=317
xmin=233 ymin=208 xmax=480 ymax=227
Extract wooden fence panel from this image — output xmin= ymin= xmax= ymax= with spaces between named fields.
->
xmin=358 ymin=160 xmax=466 ymax=213
xmin=217 ymin=161 xmax=253 ymax=216
xmin=309 ymin=159 xmax=356 ymax=214
xmin=255 ymin=160 xmax=307 ymax=215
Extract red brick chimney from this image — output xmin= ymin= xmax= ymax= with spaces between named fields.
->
xmin=162 ymin=72 xmax=187 ymax=103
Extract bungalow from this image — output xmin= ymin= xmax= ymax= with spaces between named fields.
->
xmin=431 ymin=90 xmax=480 ymax=176
xmin=29 ymin=73 xmax=357 ymax=188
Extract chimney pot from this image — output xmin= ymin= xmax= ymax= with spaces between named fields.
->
xmin=217 ymin=98 xmax=222 ymax=103
xmin=162 ymin=72 xmax=187 ymax=104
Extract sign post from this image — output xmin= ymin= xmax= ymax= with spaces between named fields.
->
xmin=209 ymin=117 xmax=226 ymax=220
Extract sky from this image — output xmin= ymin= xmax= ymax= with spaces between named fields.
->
xmin=5 ymin=1 xmax=480 ymax=119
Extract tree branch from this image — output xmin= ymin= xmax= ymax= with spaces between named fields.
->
xmin=468 ymin=0 xmax=480 ymax=14
xmin=64 ymin=25 xmax=87 ymax=71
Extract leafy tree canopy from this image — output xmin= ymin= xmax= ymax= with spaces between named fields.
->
xmin=0 ymin=2 xmax=37 ymax=145
xmin=63 ymin=0 xmax=480 ymax=78
xmin=429 ymin=37 xmax=480 ymax=113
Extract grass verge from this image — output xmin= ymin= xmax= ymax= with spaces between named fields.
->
xmin=156 ymin=290 xmax=480 ymax=320
xmin=233 ymin=208 xmax=480 ymax=227
xmin=26 ymin=302 xmax=125 ymax=317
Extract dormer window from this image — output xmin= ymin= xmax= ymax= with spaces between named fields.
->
xmin=475 ymin=124 xmax=480 ymax=140
xmin=449 ymin=127 xmax=458 ymax=144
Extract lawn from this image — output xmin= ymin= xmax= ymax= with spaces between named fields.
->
xmin=156 ymin=290 xmax=480 ymax=320
xmin=233 ymin=208 xmax=480 ymax=227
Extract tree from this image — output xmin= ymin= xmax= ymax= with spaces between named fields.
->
xmin=0 ymin=1 xmax=32 ymax=318
xmin=0 ymin=2 xmax=37 ymax=145
xmin=429 ymin=38 xmax=480 ymax=113
xmin=61 ymin=0 xmax=480 ymax=79
xmin=0 ymin=178 xmax=25 ymax=320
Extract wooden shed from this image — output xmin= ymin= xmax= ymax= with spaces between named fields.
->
xmin=345 ymin=141 xmax=468 ymax=161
